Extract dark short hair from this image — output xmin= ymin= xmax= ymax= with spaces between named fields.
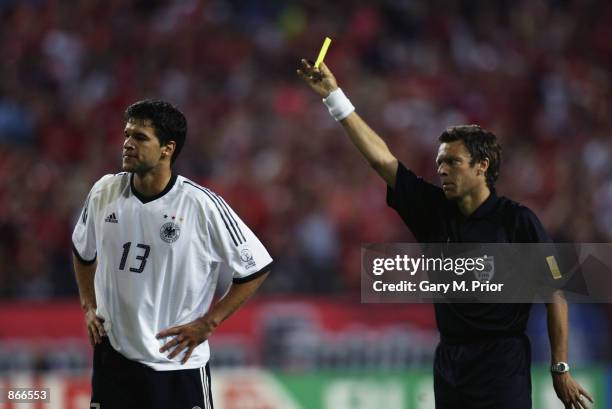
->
xmin=438 ymin=124 xmax=502 ymax=189
xmin=125 ymin=99 xmax=187 ymax=164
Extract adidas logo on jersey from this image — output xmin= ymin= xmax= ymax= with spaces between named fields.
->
xmin=105 ymin=213 xmax=118 ymax=223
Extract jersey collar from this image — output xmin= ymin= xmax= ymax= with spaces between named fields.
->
xmin=130 ymin=173 xmax=178 ymax=204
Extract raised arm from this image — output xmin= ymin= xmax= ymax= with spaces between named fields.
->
xmin=297 ymin=60 xmax=399 ymax=187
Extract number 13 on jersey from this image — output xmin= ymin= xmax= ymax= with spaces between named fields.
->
xmin=119 ymin=242 xmax=151 ymax=273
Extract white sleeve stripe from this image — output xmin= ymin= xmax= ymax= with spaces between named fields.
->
xmin=184 ymin=181 xmax=243 ymax=247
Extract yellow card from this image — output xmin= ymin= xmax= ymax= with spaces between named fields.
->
xmin=315 ymin=37 xmax=332 ymax=68
xmin=546 ymin=256 xmax=562 ymax=280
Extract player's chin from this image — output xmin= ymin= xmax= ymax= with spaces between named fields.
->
xmin=121 ymin=160 xmax=136 ymax=172
xmin=442 ymin=187 xmax=460 ymax=200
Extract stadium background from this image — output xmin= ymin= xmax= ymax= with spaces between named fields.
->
xmin=0 ymin=0 xmax=611 ymax=407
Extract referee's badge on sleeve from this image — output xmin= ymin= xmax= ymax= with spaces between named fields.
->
xmin=474 ymin=255 xmax=495 ymax=283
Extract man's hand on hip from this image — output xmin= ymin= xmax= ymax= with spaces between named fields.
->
xmin=156 ymin=315 xmax=220 ymax=364
xmin=85 ymin=308 xmax=106 ymax=346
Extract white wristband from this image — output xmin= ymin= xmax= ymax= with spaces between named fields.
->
xmin=322 ymin=88 xmax=355 ymax=121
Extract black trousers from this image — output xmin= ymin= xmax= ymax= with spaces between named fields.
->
xmin=91 ymin=337 xmax=213 ymax=409
xmin=434 ymin=334 xmax=532 ymax=409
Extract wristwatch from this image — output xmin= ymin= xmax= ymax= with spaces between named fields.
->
xmin=551 ymin=362 xmax=570 ymax=374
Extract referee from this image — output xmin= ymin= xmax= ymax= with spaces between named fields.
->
xmin=298 ymin=61 xmax=593 ymax=408
xmin=72 ymin=99 xmax=272 ymax=408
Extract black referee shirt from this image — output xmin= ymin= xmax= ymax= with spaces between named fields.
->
xmin=387 ymin=162 xmax=552 ymax=343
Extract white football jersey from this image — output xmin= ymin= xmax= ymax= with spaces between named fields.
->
xmin=72 ymin=173 xmax=273 ymax=371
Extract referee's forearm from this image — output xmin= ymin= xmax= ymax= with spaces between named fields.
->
xmin=340 ymin=113 xmax=398 ymax=187
xmin=546 ymin=295 xmax=569 ymax=363
xmin=73 ymin=255 xmax=97 ymax=311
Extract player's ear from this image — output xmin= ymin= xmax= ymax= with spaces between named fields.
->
xmin=162 ymin=141 xmax=176 ymax=159
xmin=478 ymin=158 xmax=489 ymax=176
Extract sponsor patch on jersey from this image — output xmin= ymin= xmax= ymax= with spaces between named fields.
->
xmin=160 ymin=221 xmax=181 ymax=243
xmin=240 ymin=248 xmax=256 ymax=269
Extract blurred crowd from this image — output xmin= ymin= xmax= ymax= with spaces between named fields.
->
xmin=0 ymin=0 xmax=611 ymax=299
